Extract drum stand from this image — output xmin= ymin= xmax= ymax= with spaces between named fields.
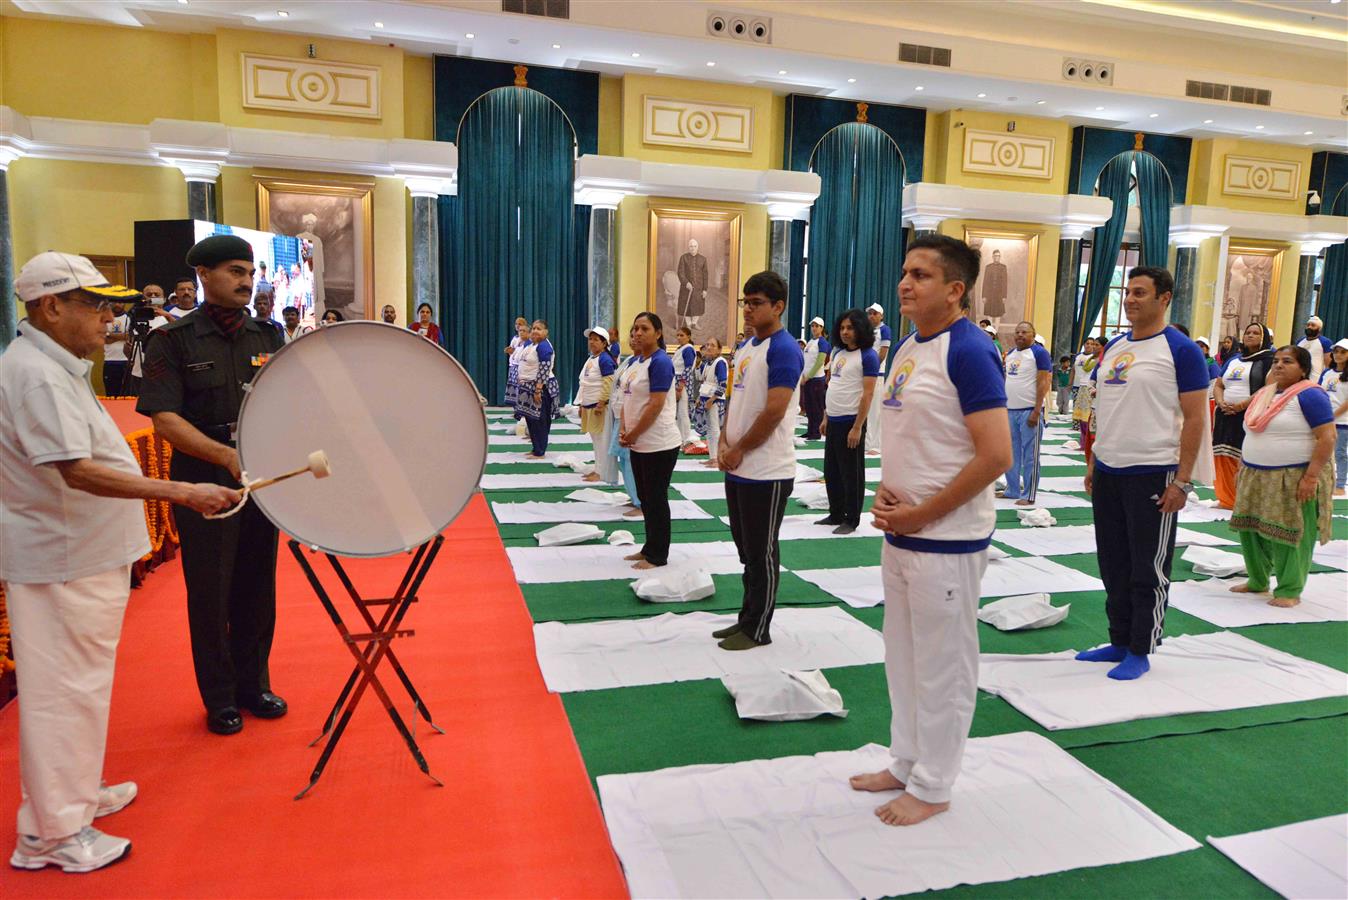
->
xmin=288 ymin=537 xmax=447 ymax=800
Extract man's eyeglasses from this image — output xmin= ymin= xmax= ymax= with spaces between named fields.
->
xmin=59 ymin=293 xmax=115 ymax=313
xmin=736 ymin=297 xmax=772 ymax=309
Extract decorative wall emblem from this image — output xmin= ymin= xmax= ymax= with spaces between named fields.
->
xmin=242 ymin=54 xmax=382 ymax=120
xmin=1222 ymin=156 xmax=1302 ymax=200
xmin=642 ymin=97 xmax=753 ymax=153
xmin=961 ymin=129 xmax=1054 ymax=180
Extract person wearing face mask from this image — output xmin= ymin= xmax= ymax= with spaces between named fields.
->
xmin=135 ymin=235 xmax=288 ymax=737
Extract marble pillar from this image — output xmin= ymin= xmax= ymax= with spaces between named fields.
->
xmin=1050 ymin=238 xmax=1083 ymax=362
xmin=1170 ymin=245 xmax=1198 ymax=331
xmin=0 ymin=168 xmax=14 ymax=350
xmin=187 ymin=180 xmax=217 ymax=222
xmin=411 ymin=195 xmax=441 ymax=324
xmin=588 ymin=206 xmax=617 ymax=331
xmin=769 ymin=219 xmax=791 ymax=281
xmin=1292 ymin=252 xmax=1319 ymax=330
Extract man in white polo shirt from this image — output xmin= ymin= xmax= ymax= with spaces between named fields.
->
xmin=1000 ymin=321 xmax=1052 ymax=505
xmin=1079 ymin=266 xmax=1208 ymax=681
xmin=715 ymin=271 xmax=804 ymax=651
xmin=848 ymin=235 xmax=1011 ymax=827
xmin=1 ymin=252 xmax=238 ymax=873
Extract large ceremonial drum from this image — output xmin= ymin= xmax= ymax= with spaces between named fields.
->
xmin=236 ymin=321 xmax=487 ymax=557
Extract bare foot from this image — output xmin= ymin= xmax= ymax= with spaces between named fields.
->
xmin=1014 ymin=498 xmax=1034 ymax=507
xmin=874 ymin=793 xmax=949 ymax=827
xmin=849 ymin=770 xmax=905 ymax=792
xmin=623 ymin=508 xmax=644 ymax=519
xmin=623 ymin=552 xmax=645 ymax=561
xmin=1228 ymin=582 xmax=1260 ymax=594
xmin=1268 ymin=597 xmax=1301 ymax=608
xmin=581 ymin=472 xmax=601 ymax=482
xmin=632 ymin=560 xmax=660 ymax=570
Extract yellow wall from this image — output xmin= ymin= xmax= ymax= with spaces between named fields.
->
xmin=8 ymin=158 xmax=186 ymax=264
xmin=615 ymin=196 xmax=766 ymax=339
xmin=1188 ymin=139 xmax=1314 ymax=216
xmin=403 ymin=54 xmax=435 ymax=142
xmin=933 ymin=110 xmax=1074 ymax=194
xmin=618 ymin=75 xmax=780 ymax=171
xmin=937 ymin=219 xmax=1062 ymax=341
xmin=598 ymin=76 xmax=622 ymax=157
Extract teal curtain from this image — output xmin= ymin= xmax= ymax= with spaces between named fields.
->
xmin=1075 ymin=150 xmax=1173 ymax=346
xmin=805 ymin=123 xmax=906 ymax=329
xmin=1320 ymin=187 xmax=1348 ymax=341
xmin=451 ymin=86 xmax=577 ymax=403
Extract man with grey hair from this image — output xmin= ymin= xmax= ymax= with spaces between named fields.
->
xmin=677 ymin=238 xmax=709 ymax=331
xmin=1 ymin=252 xmax=238 ymax=872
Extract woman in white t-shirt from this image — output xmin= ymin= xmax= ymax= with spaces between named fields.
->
xmin=1212 ymin=322 xmax=1274 ymax=507
xmin=578 ymin=327 xmax=618 ymax=483
xmin=618 ymin=312 xmax=681 ymax=569
xmin=820 ymin=309 xmax=880 ymax=533
xmin=504 ymin=317 xmax=529 ymax=409
xmin=1319 ymin=338 xmax=1348 ymax=496
xmin=1229 ymin=345 xmax=1336 ymax=607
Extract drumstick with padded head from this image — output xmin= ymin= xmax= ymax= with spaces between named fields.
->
xmin=205 ymin=450 xmax=331 ymax=519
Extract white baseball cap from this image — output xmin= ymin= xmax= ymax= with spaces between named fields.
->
xmin=984 ymin=325 xmax=998 ymax=336
xmin=584 ymin=326 xmax=610 ymax=343
xmin=15 ymin=251 xmax=139 ymax=304
xmin=1334 ymin=338 xmax=1348 ymax=351
xmin=1307 ymin=315 xmax=1323 ymax=327
xmin=1033 ymin=335 xmax=1045 ymax=345
xmin=1194 ymin=335 xmax=1210 ymax=347
xmin=809 ymin=316 xmax=825 ymax=327
xmin=866 ymin=303 xmax=884 ymax=314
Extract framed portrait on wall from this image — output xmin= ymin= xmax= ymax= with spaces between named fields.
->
xmin=257 ymin=177 xmax=375 ymax=321
xmin=648 ymin=203 xmax=741 ymax=349
xmin=962 ymin=227 xmax=1038 ymax=348
xmin=1219 ymin=242 xmax=1285 ymax=343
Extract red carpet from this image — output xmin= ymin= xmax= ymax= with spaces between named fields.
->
xmin=0 ymin=494 xmax=627 ymax=897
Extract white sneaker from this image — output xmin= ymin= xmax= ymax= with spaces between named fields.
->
xmin=95 ymin=781 xmax=138 ymax=818
xmin=10 ymin=827 xmax=131 ymax=873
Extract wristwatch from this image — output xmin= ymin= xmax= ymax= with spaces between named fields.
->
xmin=1173 ymin=480 xmax=1194 ymax=496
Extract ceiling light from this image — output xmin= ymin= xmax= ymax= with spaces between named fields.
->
xmin=465 ymin=33 xmax=474 ymax=39
xmin=631 ymin=52 xmax=641 ymax=58
xmin=847 ymin=77 xmax=856 ymax=83
xmin=914 ymin=85 xmax=925 ymax=91
xmin=1095 ymin=106 xmax=1105 ymax=111
xmin=706 ymin=61 xmax=716 ymax=67
xmin=1203 ymin=119 xmax=1214 ymax=124
xmin=277 ymin=10 xmax=289 ymax=17
xmin=976 ymin=92 xmax=987 ymax=98
xmin=178 ymin=0 xmax=188 ymax=4
xmin=552 ymin=43 xmax=561 ymax=49
xmin=374 ymin=21 xmax=385 ymax=28
xmin=778 ymin=69 xmax=787 ymax=75
xmin=1149 ymin=113 xmax=1159 ymax=118
xmin=1305 ymin=130 xmax=1315 ymax=135
xmin=1255 ymin=124 xmax=1265 ymax=130
xmin=1036 ymin=99 xmax=1046 ymax=105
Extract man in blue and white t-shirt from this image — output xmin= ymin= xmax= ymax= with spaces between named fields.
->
xmin=1298 ymin=315 xmax=1333 ymax=382
xmin=715 ymin=271 xmax=804 ymax=652
xmin=1000 ymin=321 xmax=1053 ymax=504
xmin=848 ymin=235 xmax=1011 ymax=828
xmin=864 ymin=302 xmax=893 ymax=454
xmin=1079 ymin=266 xmax=1209 ymax=681
xmin=800 ymin=316 xmax=831 ymax=440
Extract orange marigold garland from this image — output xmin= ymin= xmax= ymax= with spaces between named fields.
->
xmin=0 ymin=583 xmax=12 ymax=676
xmin=123 ymin=428 xmax=177 ymax=560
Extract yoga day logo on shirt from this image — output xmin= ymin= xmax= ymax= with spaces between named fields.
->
xmin=734 ymin=357 xmax=751 ymax=390
xmin=882 ymin=359 xmax=916 ymax=408
xmin=1103 ymin=352 xmax=1135 ymax=385
xmin=832 ymin=356 xmax=847 ymax=377
xmin=1226 ymin=363 xmax=1246 ymax=383
xmin=1006 ymin=358 xmax=1021 ymax=376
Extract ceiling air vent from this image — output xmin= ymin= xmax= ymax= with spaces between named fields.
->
xmin=501 ymin=0 xmax=570 ymax=18
xmin=706 ymin=10 xmax=772 ymax=43
xmin=1062 ymin=58 xmax=1114 ymax=85
xmin=898 ymin=43 xmax=951 ymax=67
xmin=1186 ymin=80 xmax=1271 ymax=107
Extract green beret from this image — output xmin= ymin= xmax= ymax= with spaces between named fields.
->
xmin=186 ymin=234 xmax=254 ymax=269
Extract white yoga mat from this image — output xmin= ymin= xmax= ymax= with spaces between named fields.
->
xmin=486 ymin=450 xmax=594 ymax=465
xmin=1178 ymin=503 xmax=1233 ymax=523
xmin=1209 ymin=814 xmax=1348 ymax=900
xmin=1039 ymin=453 xmax=1084 ymax=467
xmin=794 ymin=556 xmax=1104 ymax=609
xmin=1312 ymin=539 xmax=1347 ymax=571
xmin=488 ymin=432 xmax=592 ymax=446
xmin=507 ymin=541 xmax=745 ymax=584
xmin=1037 ymin=475 xmax=1094 ymax=492
xmin=673 ymin=481 xmax=728 ymax=501
xmin=493 ymin=499 xmax=710 ymax=524
xmin=490 ymin=422 xmax=579 ymax=433
xmin=994 ymin=524 xmax=1234 ymax=557
xmin=532 ymin=607 xmax=884 ymax=692
xmin=481 ymin=471 xmax=594 ymax=490
xmin=995 ymin=491 xmax=1092 ymax=510
xmin=718 ymin=514 xmax=885 ymax=541
xmin=978 ymin=631 xmax=1348 ymax=731
xmin=598 ymin=731 xmax=1199 ymax=900
xmin=1167 ymin=574 xmax=1348 ymax=628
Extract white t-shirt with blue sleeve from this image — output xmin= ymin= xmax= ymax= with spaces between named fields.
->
xmin=673 ymin=343 xmax=696 ymax=379
xmin=724 ymin=327 xmax=804 ymax=482
xmin=876 ymin=323 xmax=893 ymax=367
xmin=879 ymin=316 xmax=1007 ymax=552
xmin=620 ymin=351 xmax=680 ymax=453
xmin=1004 ymin=343 xmax=1053 ymax=410
xmin=1243 ymin=387 xmax=1334 ymax=468
xmin=1318 ymin=369 xmax=1348 ymax=426
xmin=825 ymin=347 xmax=880 ymax=419
xmin=1092 ymin=326 xmax=1209 ymax=474
xmin=803 ymin=337 xmax=832 ymax=380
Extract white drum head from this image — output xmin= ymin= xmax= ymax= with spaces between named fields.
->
xmin=236 ymin=321 xmax=486 ymax=556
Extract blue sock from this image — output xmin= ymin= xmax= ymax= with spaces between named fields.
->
xmin=1075 ymin=644 xmax=1128 ymax=663
xmin=1108 ymin=653 xmax=1150 ymax=681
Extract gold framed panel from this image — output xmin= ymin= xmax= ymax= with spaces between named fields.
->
xmin=647 ymin=202 xmax=742 ymax=351
xmin=1219 ymin=240 xmax=1287 ymax=344
xmin=961 ymin=226 xmax=1040 ymax=348
xmin=256 ymin=176 xmax=376 ymax=321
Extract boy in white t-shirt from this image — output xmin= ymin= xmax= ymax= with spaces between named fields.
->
xmin=848 ymin=235 xmax=1011 ymax=828
xmin=715 ymin=271 xmax=804 ymax=651
xmin=1080 ymin=266 xmax=1209 ymax=681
